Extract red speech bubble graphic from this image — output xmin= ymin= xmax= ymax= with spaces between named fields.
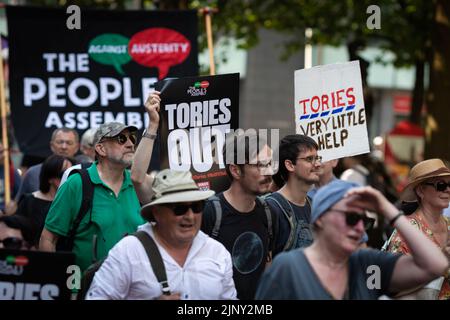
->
xmin=129 ymin=28 xmax=191 ymax=79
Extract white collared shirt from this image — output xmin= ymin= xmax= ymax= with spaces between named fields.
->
xmin=86 ymin=223 xmax=237 ymax=300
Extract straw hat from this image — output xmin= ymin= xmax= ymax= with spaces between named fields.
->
xmin=400 ymin=158 xmax=450 ymax=201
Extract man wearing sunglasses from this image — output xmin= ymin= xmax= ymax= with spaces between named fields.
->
xmin=256 ymin=179 xmax=449 ymax=300
xmin=40 ymin=122 xmax=145 ymax=273
xmin=86 ymin=169 xmax=237 ymax=300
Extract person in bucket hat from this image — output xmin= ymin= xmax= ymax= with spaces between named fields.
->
xmin=387 ymin=158 xmax=450 ymax=299
xmin=256 ymin=180 xmax=448 ymax=300
xmin=40 ymin=122 xmax=144 ymax=273
xmin=86 ymin=169 xmax=237 ymax=300
xmin=140 ymin=169 xmax=215 ymax=221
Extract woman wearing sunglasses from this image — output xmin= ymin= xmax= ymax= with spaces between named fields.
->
xmin=0 ymin=215 xmax=34 ymax=250
xmin=386 ymin=158 xmax=450 ymax=299
xmin=255 ymin=179 xmax=448 ymax=300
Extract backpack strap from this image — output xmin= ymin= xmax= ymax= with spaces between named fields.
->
xmin=305 ymin=195 xmax=312 ymax=220
xmin=133 ymin=231 xmax=171 ymax=296
xmin=265 ymin=192 xmax=297 ymax=251
xmin=256 ymin=196 xmax=274 ymax=261
xmin=209 ymin=195 xmax=222 ymax=238
xmin=65 ymin=169 xmax=95 ymax=250
xmin=80 ymin=162 xmax=93 ymax=170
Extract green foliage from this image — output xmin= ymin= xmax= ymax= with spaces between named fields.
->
xmin=192 ymin=0 xmax=436 ymax=68
xmin=27 ymin=0 xmax=128 ymax=9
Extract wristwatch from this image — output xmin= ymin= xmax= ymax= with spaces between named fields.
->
xmin=142 ymin=129 xmax=157 ymax=140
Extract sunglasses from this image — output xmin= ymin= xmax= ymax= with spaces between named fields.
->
xmin=331 ymin=209 xmax=375 ymax=231
xmin=102 ymin=133 xmax=137 ymax=145
xmin=424 ymin=181 xmax=450 ymax=192
xmin=161 ymin=201 xmax=205 ymax=216
xmin=0 ymin=237 xmax=24 ymax=250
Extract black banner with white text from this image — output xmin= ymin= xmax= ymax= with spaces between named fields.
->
xmin=7 ymin=6 xmax=198 ymax=157
xmin=156 ymin=73 xmax=239 ymax=193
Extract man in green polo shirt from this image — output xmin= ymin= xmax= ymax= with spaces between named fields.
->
xmin=40 ymin=122 xmax=145 ymax=271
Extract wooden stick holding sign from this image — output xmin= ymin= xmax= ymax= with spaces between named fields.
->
xmin=200 ymin=7 xmax=218 ymax=76
xmin=0 ymin=37 xmax=10 ymax=206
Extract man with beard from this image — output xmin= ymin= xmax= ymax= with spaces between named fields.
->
xmin=40 ymin=122 xmax=144 ymax=272
xmin=266 ymin=135 xmax=321 ymax=257
xmin=201 ymin=131 xmax=277 ymax=300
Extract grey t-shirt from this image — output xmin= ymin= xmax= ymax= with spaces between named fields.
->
xmin=15 ymin=163 xmax=42 ymax=201
xmin=255 ymin=248 xmax=401 ymax=300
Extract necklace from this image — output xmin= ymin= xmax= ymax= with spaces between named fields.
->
xmin=417 ymin=211 xmax=448 ymax=248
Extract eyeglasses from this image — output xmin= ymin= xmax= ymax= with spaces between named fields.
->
xmin=161 ymin=201 xmax=205 ymax=216
xmin=331 ymin=209 xmax=375 ymax=231
xmin=296 ymin=155 xmax=322 ymax=164
xmin=247 ymin=162 xmax=272 ymax=170
xmin=0 ymin=237 xmax=24 ymax=250
xmin=424 ymin=181 xmax=450 ymax=192
xmin=102 ymin=132 xmax=137 ymax=145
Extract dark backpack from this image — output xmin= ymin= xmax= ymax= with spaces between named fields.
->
xmin=77 ymin=231 xmax=170 ymax=300
xmin=263 ymin=192 xmax=311 ymax=251
xmin=56 ymin=166 xmax=94 ymax=252
xmin=208 ymin=195 xmax=274 ymax=260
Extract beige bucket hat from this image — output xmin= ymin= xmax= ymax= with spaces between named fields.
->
xmin=140 ymin=169 xmax=215 ymax=221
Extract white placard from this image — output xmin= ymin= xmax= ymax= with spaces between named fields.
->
xmin=294 ymin=61 xmax=370 ymax=161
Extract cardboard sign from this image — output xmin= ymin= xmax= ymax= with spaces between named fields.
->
xmin=0 ymin=249 xmax=75 ymax=300
xmin=295 ymin=61 xmax=370 ymax=161
xmin=156 ymin=73 xmax=239 ymax=192
xmin=7 ymin=6 xmax=198 ymax=158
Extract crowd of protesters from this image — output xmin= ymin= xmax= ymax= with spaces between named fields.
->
xmin=0 ymin=91 xmax=449 ymax=300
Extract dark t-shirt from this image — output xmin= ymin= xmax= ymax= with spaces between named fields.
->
xmin=255 ymin=248 xmax=401 ymax=300
xmin=265 ymin=192 xmax=313 ymax=256
xmin=201 ymin=192 xmax=274 ymax=300
xmin=16 ymin=193 xmax=52 ymax=245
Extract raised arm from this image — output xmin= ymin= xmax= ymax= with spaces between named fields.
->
xmin=346 ymin=187 xmax=449 ymax=293
xmin=131 ymin=91 xmax=161 ymax=205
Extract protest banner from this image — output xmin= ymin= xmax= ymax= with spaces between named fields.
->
xmin=156 ymin=73 xmax=239 ymax=192
xmin=6 ymin=6 xmax=198 ymax=158
xmin=294 ymin=61 xmax=370 ymax=161
xmin=0 ymin=249 xmax=75 ymax=300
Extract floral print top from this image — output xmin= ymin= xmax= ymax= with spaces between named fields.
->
xmin=387 ymin=212 xmax=450 ymax=300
